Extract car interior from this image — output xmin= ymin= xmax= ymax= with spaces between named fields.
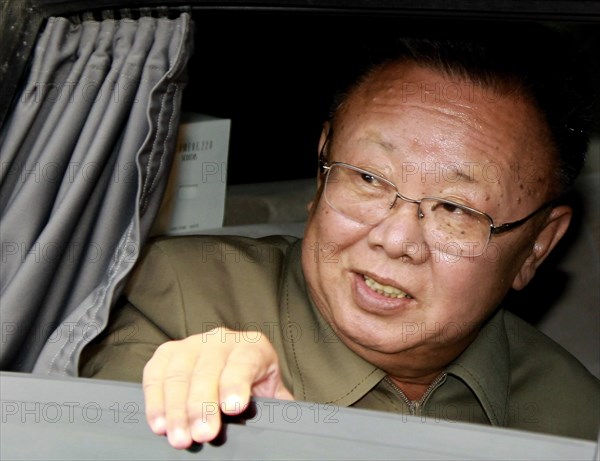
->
xmin=0 ymin=0 xmax=598 ymax=458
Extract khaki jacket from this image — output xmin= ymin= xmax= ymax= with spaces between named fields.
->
xmin=80 ymin=235 xmax=600 ymax=440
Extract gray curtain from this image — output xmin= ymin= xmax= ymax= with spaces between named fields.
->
xmin=0 ymin=12 xmax=194 ymax=375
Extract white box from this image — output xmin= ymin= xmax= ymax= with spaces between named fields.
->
xmin=152 ymin=112 xmax=231 ymax=236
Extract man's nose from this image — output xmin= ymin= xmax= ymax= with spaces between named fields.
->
xmin=366 ymin=200 xmax=430 ymax=263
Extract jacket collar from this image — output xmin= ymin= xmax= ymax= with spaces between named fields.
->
xmin=281 ymin=240 xmax=385 ymax=405
xmin=282 ymin=239 xmax=510 ymax=421
xmin=445 ymin=308 xmax=511 ymax=425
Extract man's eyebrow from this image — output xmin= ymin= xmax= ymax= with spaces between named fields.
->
xmin=448 ymin=166 xmax=477 ymax=184
xmin=366 ymin=135 xmax=479 ymax=184
xmin=362 ymin=132 xmax=396 ymax=153
xmin=373 ymin=138 xmax=397 ymax=153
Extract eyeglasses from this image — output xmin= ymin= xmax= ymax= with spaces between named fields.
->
xmin=320 ymin=161 xmax=555 ymax=257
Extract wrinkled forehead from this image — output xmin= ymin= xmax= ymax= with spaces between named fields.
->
xmin=339 ymin=60 xmax=537 ymax=123
xmin=330 ymin=62 xmax=558 ymax=202
xmin=335 ymin=62 xmax=555 ymax=163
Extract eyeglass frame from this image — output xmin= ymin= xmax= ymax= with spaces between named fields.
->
xmin=318 ymin=139 xmax=558 ymax=242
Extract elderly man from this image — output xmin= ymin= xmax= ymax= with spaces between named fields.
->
xmin=80 ymin=27 xmax=600 ymax=448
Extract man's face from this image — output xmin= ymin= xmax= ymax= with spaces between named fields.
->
xmin=301 ymin=62 xmax=564 ymax=377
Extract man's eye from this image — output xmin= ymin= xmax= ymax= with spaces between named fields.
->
xmin=439 ymin=202 xmax=465 ymax=214
xmin=360 ymin=173 xmax=380 ymax=186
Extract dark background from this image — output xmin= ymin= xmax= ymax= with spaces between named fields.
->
xmin=1 ymin=2 xmax=598 ymax=186
xmin=181 ymin=9 xmax=599 ymax=184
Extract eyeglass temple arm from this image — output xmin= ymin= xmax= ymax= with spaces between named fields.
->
xmin=319 ymin=151 xmax=330 ymax=174
xmin=490 ymin=200 xmax=557 ymax=235
xmin=318 ymin=129 xmax=334 ymax=173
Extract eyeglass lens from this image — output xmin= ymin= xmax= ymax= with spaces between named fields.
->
xmin=323 ymin=163 xmax=491 ymax=256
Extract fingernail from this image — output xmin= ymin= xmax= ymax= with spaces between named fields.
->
xmin=191 ymin=420 xmax=214 ymax=442
xmin=222 ymin=394 xmax=243 ymax=414
xmin=150 ymin=416 xmax=166 ymax=434
xmin=168 ymin=427 xmax=190 ymax=448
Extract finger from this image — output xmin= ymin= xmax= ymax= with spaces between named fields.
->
xmin=217 ymin=345 xmax=263 ymax=415
xmin=142 ymin=342 xmax=173 ymax=436
xmin=162 ymin=341 xmax=204 ymax=449
xmin=218 ymin=337 xmax=290 ymax=413
xmin=186 ymin=345 xmax=229 ymax=444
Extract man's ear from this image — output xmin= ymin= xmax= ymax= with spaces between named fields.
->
xmin=318 ymin=121 xmax=331 ymax=155
xmin=308 ymin=122 xmax=332 ymax=214
xmin=512 ymin=205 xmax=572 ymax=290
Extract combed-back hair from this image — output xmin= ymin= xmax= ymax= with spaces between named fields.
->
xmin=328 ymin=23 xmax=594 ymax=195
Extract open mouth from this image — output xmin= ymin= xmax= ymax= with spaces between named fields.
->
xmin=363 ymin=275 xmax=413 ymax=299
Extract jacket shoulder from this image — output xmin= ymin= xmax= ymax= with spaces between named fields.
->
xmin=503 ymin=311 xmax=600 ymax=440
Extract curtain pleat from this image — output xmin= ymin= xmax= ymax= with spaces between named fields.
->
xmin=0 ymin=12 xmax=194 ymax=374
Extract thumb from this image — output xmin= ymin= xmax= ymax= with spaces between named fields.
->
xmin=251 ymin=370 xmax=294 ymax=401
xmin=274 ymin=383 xmax=294 ymax=401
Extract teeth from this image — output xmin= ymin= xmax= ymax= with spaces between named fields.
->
xmin=363 ymin=275 xmax=412 ymax=299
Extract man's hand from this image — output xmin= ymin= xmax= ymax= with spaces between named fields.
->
xmin=142 ymin=327 xmax=294 ymax=449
